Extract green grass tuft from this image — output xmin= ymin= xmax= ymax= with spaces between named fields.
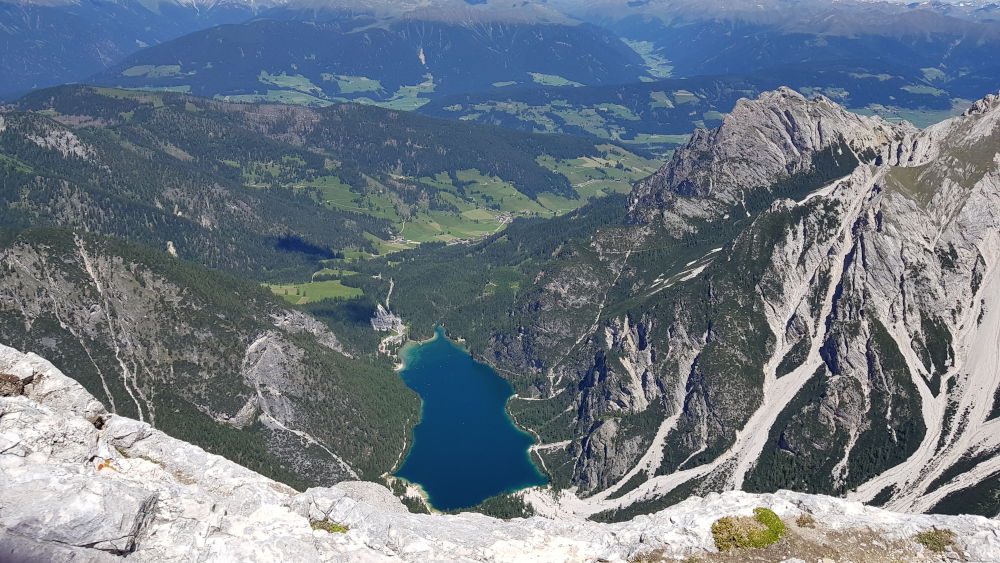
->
xmin=311 ymin=520 xmax=349 ymax=534
xmin=914 ymin=529 xmax=955 ymax=553
xmin=711 ymin=507 xmax=786 ymax=552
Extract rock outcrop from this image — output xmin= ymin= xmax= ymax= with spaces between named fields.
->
xmin=3 ymin=342 xmax=1000 ymax=562
xmin=628 ymin=87 xmax=910 ymax=227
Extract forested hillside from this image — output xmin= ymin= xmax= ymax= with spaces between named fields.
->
xmin=3 ymin=86 xmax=655 ymax=280
xmin=0 ymin=228 xmax=420 ymax=488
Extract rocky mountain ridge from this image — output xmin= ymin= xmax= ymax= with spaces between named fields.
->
xmin=628 ymin=86 xmax=911 ymax=227
xmin=430 ymin=87 xmax=1000 ymax=520
xmin=3 ymin=341 xmax=1000 ymax=562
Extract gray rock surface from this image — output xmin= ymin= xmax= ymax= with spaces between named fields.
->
xmin=628 ymin=87 xmax=910 ymax=227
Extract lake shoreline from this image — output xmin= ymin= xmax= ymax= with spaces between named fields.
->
xmin=392 ymin=325 xmax=548 ymax=511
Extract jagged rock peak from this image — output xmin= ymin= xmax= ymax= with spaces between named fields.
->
xmin=628 ymin=86 xmax=910 ymax=223
xmin=964 ymin=91 xmax=1000 ymax=116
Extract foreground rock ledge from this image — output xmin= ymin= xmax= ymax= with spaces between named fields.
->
xmin=1 ymin=343 xmax=998 ymax=562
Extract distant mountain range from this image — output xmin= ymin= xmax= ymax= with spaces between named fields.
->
xmin=89 ymin=16 xmax=646 ymax=109
xmin=420 ymin=59 xmax=969 ymax=155
xmin=9 ymin=84 xmax=1000 ymax=523
xmin=0 ymin=0 xmax=280 ymax=98
xmin=14 ymin=0 xmax=979 ymax=157
xmin=6 ymin=0 xmax=1000 ymax=106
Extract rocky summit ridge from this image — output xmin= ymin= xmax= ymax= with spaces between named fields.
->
xmin=3 ymin=342 xmax=1000 ymax=562
xmin=628 ymin=87 xmax=910 ymax=227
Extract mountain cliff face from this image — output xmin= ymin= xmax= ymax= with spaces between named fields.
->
xmin=4 ymin=342 xmax=1000 ymax=562
xmin=388 ymin=88 xmax=1000 ymax=520
xmin=629 ymin=87 xmax=907 ymax=215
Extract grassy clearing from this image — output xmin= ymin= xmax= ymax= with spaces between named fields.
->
xmin=372 ymin=97 xmax=431 ymax=111
xmin=0 ymin=153 xmax=34 ymax=174
xmin=269 ymin=280 xmax=362 ymax=304
xmin=135 ymin=86 xmax=192 ymax=94
xmin=901 ymin=84 xmax=948 ymax=97
xmin=451 ymin=97 xmax=691 ymax=149
xmin=359 ymin=74 xmax=436 ymax=111
xmin=321 ymin=74 xmax=383 ymax=94
xmin=306 ymin=175 xmax=365 ymax=208
xmin=258 ymin=71 xmax=325 ymax=97
xmin=648 ymin=91 xmax=675 ymax=109
xmin=849 ymin=72 xmax=894 ymax=81
xmin=537 ymin=144 xmax=661 ymax=197
xmin=248 ymin=144 xmax=654 ymax=248
xmin=798 ymin=86 xmax=850 ymax=101
xmin=529 ymin=73 xmax=583 ymax=87
xmin=853 ymin=100 xmax=970 ymax=129
xmin=673 ymin=90 xmax=700 ymax=104
xmin=922 ymin=68 xmax=947 ymax=82
xmin=365 ymin=232 xmax=418 ymax=254
xmin=476 ymin=100 xmax=560 ymax=131
xmin=219 ymin=90 xmax=332 ymax=107
xmin=93 ymin=87 xmax=167 ymax=107
xmin=311 ymin=268 xmax=357 ymax=278
xmin=121 ymin=65 xmax=184 ymax=78
xmin=622 ymin=133 xmax=690 ymax=155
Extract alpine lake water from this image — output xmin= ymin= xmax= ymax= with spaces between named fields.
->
xmin=394 ymin=326 xmax=548 ymax=511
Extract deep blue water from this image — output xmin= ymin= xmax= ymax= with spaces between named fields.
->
xmin=395 ymin=326 xmax=547 ymax=511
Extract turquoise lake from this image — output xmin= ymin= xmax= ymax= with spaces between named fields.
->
xmin=395 ymin=326 xmax=547 ymax=511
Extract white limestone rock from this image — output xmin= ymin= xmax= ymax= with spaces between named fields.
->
xmin=0 ymin=529 xmax=120 ymax=563
xmin=0 ymin=343 xmax=106 ymax=422
xmin=0 ymin=463 xmax=158 ymax=554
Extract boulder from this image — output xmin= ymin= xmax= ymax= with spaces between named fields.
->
xmin=0 ymin=465 xmax=158 ymax=554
